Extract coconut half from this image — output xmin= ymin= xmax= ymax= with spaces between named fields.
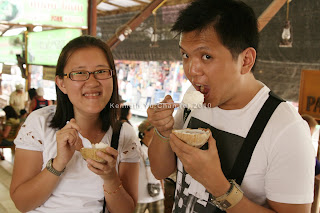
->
xmin=80 ymin=143 xmax=109 ymax=163
xmin=172 ymin=128 xmax=211 ymax=148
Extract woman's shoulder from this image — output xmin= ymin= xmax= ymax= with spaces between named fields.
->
xmin=25 ymin=105 xmax=56 ymax=126
xmin=120 ymin=121 xmax=136 ymax=136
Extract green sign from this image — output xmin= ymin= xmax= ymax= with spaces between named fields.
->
xmin=0 ymin=35 xmax=23 ymax=64
xmin=0 ymin=0 xmax=87 ymax=28
xmin=27 ymin=29 xmax=82 ymax=66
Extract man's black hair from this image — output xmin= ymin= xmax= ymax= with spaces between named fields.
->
xmin=172 ymin=0 xmax=259 ymax=62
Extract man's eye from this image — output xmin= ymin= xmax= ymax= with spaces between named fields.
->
xmin=182 ymin=53 xmax=188 ymax=59
xmin=202 ymin=55 xmax=211 ymax=60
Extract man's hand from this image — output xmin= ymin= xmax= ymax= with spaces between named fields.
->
xmin=169 ymin=133 xmax=229 ymax=196
xmin=147 ymin=95 xmax=180 ymax=138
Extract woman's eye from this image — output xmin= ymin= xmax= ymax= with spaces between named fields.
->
xmin=182 ymin=53 xmax=188 ymax=59
xmin=202 ymin=55 xmax=211 ymax=60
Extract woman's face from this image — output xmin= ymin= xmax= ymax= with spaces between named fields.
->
xmin=56 ymin=47 xmax=113 ymax=116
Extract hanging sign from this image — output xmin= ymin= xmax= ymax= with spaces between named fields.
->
xmin=27 ymin=28 xmax=82 ymax=66
xmin=43 ymin=66 xmax=56 ymax=81
xmin=299 ymin=70 xmax=320 ymax=121
xmin=0 ymin=0 xmax=88 ymax=28
xmin=2 ymin=64 xmax=12 ymax=74
xmin=0 ymin=35 xmax=23 ymax=64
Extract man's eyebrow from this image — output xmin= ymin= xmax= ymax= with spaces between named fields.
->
xmin=179 ymin=45 xmax=185 ymax=51
xmin=178 ymin=45 xmax=211 ymax=52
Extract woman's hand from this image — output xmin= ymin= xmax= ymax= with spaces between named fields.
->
xmin=55 ymin=118 xmax=82 ymax=169
xmin=86 ymin=146 xmax=119 ymax=181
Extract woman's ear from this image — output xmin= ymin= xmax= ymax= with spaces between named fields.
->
xmin=241 ymin=47 xmax=256 ymax=75
xmin=55 ymin=76 xmax=67 ymax=94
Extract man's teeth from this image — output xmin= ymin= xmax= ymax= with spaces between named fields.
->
xmin=195 ymin=84 xmax=204 ymax=93
xmin=84 ymin=93 xmax=100 ymax=97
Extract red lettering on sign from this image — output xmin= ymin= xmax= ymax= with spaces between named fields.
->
xmin=51 ymin=16 xmax=62 ymax=22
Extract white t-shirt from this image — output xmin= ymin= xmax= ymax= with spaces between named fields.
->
xmin=137 ymin=144 xmax=164 ymax=203
xmin=14 ymin=106 xmax=140 ymax=213
xmin=173 ymin=85 xmax=315 ymax=210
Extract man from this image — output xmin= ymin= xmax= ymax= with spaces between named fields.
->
xmin=29 ymin=87 xmax=52 ymax=112
xmin=147 ymin=0 xmax=315 ymax=212
xmin=9 ymin=83 xmax=27 ymax=115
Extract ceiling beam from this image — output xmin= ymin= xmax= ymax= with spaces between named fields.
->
xmin=97 ymin=0 xmax=192 ymax=16
xmin=258 ymin=0 xmax=287 ymax=32
xmin=131 ymin=0 xmax=148 ymax=5
xmin=103 ymin=1 xmax=127 ymax=10
xmin=107 ymin=0 xmax=167 ymax=50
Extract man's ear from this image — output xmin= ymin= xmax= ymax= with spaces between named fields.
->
xmin=241 ymin=47 xmax=256 ymax=74
xmin=55 ymin=76 xmax=67 ymax=94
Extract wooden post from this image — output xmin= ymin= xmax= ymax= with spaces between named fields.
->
xmin=88 ymin=0 xmax=97 ymax=36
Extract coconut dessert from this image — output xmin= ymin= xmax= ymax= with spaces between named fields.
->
xmin=182 ymin=86 xmax=204 ymax=109
xmin=172 ymin=128 xmax=211 ymax=148
xmin=80 ymin=142 xmax=109 ymax=163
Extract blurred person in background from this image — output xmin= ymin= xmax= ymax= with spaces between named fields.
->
xmin=120 ymin=105 xmax=132 ymax=125
xmin=29 ymin=87 xmax=52 ymax=112
xmin=135 ymin=120 xmax=164 ymax=213
xmin=0 ymin=105 xmax=20 ymax=160
xmin=19 ymin=109 xmax=28 ymax=124
xmin=9 ymin=84 xmax=27 ymax=115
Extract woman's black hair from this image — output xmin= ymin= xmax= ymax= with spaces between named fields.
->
xmin=3 ymin=105 xmax=18 ymax=119
xmin=50 ymin=35 xmax=119 ymax=131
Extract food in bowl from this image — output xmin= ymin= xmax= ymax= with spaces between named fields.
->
xmin=172 ymin=128 xmax=211 ymax=148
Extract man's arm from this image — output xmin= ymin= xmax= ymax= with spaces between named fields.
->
xmin=147 ymin=95 xmax=179 ymax=180
xmin=148 ymin=132 xmax=177 ymax=180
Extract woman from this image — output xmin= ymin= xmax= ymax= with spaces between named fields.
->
xmin=135 ymin=120 xmax=165 ymax=213
xmin=0 ymin=105 xmax=20 ymax=160
xmin=10 ymin=36 xmax=140 ymax=213
xmin=119 ymin=105 xmax=132 ymax=125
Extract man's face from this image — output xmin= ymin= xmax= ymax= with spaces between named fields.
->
xmin=179 ymin=28 xmax=245 ymax=110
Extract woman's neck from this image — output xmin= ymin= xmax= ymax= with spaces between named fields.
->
xmin=74 ymin=112 xmax=106 ymax=143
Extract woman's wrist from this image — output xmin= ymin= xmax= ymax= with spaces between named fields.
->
xmin=52 ymin=157 xmax=67 ymax=171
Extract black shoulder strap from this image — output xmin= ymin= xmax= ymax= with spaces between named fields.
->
xmin=183 ymin=108 xmax=191 ymax=123
xmin=103 ymin=121 xmax=123 ymax=212
xmin=229 ymin=91 xmax=284 ymax=185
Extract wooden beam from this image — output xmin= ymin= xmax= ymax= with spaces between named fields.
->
xmin=131 ymin=0 xmax=148 ymax=5
xmin=106 ymin=0 xmax=166 ymax=50
xmin=258 ymin=0 xmax=287 ymax=32
xmin=103 ymin=1 xmax=127 ymax=10
xmin=97 ymin=0 xmax=192 ymax=16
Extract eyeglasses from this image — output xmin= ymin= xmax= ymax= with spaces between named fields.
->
xmin=63 ymin=69 xmax=113 ymax=81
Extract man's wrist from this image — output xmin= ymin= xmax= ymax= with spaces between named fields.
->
xmin=154 ymin=128 xmax=170 ymax=142
xmin=210 ymin=179 xmax=244 ymax=211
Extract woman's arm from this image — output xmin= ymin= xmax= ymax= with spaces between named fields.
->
xmin=10 ymin=149 xmax=63 ymax=212
xmin=104 ymin=162 xmax=139 ymax=213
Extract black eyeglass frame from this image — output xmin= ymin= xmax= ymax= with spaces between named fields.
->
xmin=63 ymin=69 xmax=113 ymax=81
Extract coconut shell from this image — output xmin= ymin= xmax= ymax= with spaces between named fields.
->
xmin=80 ymin=148 xmax=108 ymax=163
xmin=172 ymin=128 xmax=211 ymax=148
